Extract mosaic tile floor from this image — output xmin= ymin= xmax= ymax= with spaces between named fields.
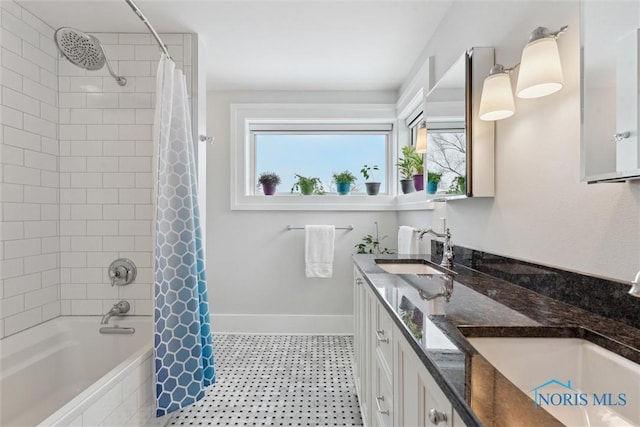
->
xmin=168 ymin=334 xmax=363 ymax=426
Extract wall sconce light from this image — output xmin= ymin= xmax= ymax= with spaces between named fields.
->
xmin=479 ymin=25 xmax=568 ymax=121
xmin=516 ymin=25 xmax=568 ymax=99
xmin=415 ymin=121 xmax=427 ymax=153
xmin=479 ymin=64 xmax=517 ymax=121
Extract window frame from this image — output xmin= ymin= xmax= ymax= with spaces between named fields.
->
xmin=230 ymin=103 xmax=398 ymax=211
xmin=250 ymin=128 xmax=392 ymax=197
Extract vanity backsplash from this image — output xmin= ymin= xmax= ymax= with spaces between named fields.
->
xmin=432 ymin=242 xmax=640 ymax=330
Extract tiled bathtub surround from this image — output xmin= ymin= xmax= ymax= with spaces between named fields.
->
xmin=432 ymin=243 xmax=640 ymax=329
xmin=57 ymin=33 xmax=194 ymax=317
xmin=0 ymin=0 xmax=198 ymax=336
xmin=0 ymin=1 xmax=61 ymax=337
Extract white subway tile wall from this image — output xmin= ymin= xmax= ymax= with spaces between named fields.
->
xmin=58 ymin=32 xmax=193 ymax=317
xmin=0 ymin=1 xmax=60 ymax=338
xmin=0 ymin=0 xmax=196 ymax=336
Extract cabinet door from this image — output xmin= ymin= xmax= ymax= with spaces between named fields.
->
xmin=394 ymin=324 xmax=453 ymax=427
xmin=353 ymin=269 xmax=363 ymax=394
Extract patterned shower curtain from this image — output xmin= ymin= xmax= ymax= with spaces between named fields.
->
xmin=153 ymin=54 xmax=215 ymax=416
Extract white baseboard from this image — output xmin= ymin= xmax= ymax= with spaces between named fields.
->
xmin=211 ymin=314 xmax=354 ymax=334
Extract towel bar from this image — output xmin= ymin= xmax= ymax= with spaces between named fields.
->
xmin=286 ymin=225 xmax=354 ymax=231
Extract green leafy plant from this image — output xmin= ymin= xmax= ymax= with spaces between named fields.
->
xmin=354 ymin=221 xmax=395 ymax=255
xmin=396 ymin=146 xmax=416 ymax=179
xmin=401 ymin=310 xmax=423 ymax=341
xmin=427 ymin=171 xmax=443 ymax=184
xmin=405 ymin=145 xmax=424 ymax=175
xmin=332 ymin=170 xmax=357 ymax=184
xmin=448 ymin=175 xmax=466 ymax=194
xmin=360 ymin=164 xmax=379 ymax=182
xmin=291 ymin=174 xmax=324 ymax=195
xmin=257 ymin=172 xmax=281 ymax=186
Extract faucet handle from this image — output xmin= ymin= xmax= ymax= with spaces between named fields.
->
xmin=108 ymin=258 xmax=137 ymax=287
xmin=112 ymin=300 xmax=131 ymax=314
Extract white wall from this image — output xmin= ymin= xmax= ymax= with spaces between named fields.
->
xmin=397 ymin=0 xmax=640 ymax=282
xmin=206 ymin=90 xmax=398 ymax=333
xmin=0 ymin=1 xmax=60 ymax=337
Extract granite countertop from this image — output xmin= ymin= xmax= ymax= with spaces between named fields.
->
xmin=352 ymin=254 xmax=640 ymax=427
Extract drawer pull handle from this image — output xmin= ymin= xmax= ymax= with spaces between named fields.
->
xmin=428 ymin=408 xmax=448 ymax=425
xmin=355 ymin=278 xmax=363 ymax=285
xmin=375 ymin=329 xmax=389 ymax=344
xmin=376 ymin=395 xmax=389 ymax=415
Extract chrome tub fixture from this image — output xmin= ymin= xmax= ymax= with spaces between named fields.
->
xmin=100 ymin=300 xmax=130 ymax=325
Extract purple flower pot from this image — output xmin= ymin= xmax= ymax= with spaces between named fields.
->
xmin=413 ymin=174 xmax=424 ymax=191
xmin=262 ymin=183 xmax=277 ymax=195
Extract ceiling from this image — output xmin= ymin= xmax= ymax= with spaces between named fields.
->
xmin=19 ymin=0 xmax=452 ymax=91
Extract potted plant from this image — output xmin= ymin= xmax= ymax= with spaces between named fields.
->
xmin=354 ymin=222 xmax=395 ymax=255
xmin=448 ymin=175 xmax=466 ymax=194
xmin=291 ymin=174 xmax=324 ymax=195
xmin=332 ymin=170 xmax=357 ymax=195
xmin=360 ymin=164 xmax=380 ymax=196
xmin=257 ymin=172 xmax=281 ymax=195
xmin=427 ymin=171 xmax=442 ymax=194
xmin=406 ymin=146 xmax=425 ymax=191
xmin=396 ymin=146 xmax=416 ymax=194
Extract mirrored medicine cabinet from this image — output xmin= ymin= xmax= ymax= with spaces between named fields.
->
xmin=581 ymin=0 xmax=640 ymax=183
xmin=423 ymin=47 xmax=495 ymax=201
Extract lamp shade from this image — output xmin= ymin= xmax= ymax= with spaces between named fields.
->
xmin=415 ymin=124 xmax=427 ymax=153
xmin=479 ymin=71 xmax=515 ymax=121
xmin=516 ymin=37 xmax=563 ymax=99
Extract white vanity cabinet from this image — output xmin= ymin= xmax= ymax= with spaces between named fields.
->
xmin=354 ymin=266 xmax=467 ymax=427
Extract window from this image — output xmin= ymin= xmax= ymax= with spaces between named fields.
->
xmin=231 ymin=103 xmax=397 ymax=210
xmin=253 ymin=130 xmax=389 ymax=195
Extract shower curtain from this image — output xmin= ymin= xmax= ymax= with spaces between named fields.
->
xmin=153 ymin=54 xmax=215 ymax=416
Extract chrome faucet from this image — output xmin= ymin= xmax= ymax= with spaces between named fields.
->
xmin=101 ymin=300 xmax=131 ymax=325
xmin=630 ymin=270 xmax=640 ymax=298
xmin=418 ymin=227 xmax=454 ymax=269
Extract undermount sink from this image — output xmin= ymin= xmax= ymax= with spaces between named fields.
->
xmin=375 ymin=260 xmax=443 ymax=275
xmin=468 ymin=337 xmax=640 ymax=427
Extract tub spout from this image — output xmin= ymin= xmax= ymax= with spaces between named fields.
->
xmin=100 ymin=300 xmax=130 ymax=325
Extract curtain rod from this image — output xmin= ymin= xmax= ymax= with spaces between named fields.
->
xmin=124 ymin=0 xmax=172 ymax=60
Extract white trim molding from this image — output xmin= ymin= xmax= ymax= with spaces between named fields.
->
xmin=211 ymin=314 xmax=354 ymax=334
xmin=230 ymin=103 xmax=398 ymax=211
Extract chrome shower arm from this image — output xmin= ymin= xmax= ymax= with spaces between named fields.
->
xmin=124 ymin=0 xmax=172 ymax=60
xmin=98 ymin=44 xmax=127 ymax=86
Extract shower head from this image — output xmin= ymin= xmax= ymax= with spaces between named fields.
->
xmin=54 ymin=27 xmax=127 ymax=86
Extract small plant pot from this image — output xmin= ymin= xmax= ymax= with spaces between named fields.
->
xmin=427 ymin=181 xmax=438 ymax=194
xmin=336 ymin=182 xmax=351 ymax=195
xmin=400 ymin=179 xmax=415 ymax=194
xmin=413 ymin=174 xmax=424 ymax=192
xmin=261 ymin=183 xmax=277 ymax=195
xmin=365 ymin=182 xmax=381 ymax=196
xmin=299 ymin=181 xmax=315 ymax=195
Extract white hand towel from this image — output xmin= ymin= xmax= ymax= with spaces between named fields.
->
xmin=305 ymin=225 xmax=335 ymax=278
xmin=398 ymin=226 xmax=419 ymax=254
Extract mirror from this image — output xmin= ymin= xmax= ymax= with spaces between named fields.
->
xmin=581 ymin=0 xmax=640 ymax=183
xmin=424 ymin=48 xmax=495 ymax=200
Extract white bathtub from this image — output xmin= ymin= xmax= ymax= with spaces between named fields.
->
xmin=0 ymin=316 xmax=158 ymax=427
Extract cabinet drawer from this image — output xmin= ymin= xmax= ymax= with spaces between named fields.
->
xmin=374 ymin=356 xmax=394 ymax=427
xmin=375 ymin=301 xmax=393 ymax=376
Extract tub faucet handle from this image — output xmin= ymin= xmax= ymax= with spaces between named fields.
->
xmin=108 ymin=258 xmax=137 ymax=287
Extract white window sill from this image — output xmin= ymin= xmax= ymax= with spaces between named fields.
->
xmin=231 ymin=194 xmax=397 ymax=211
xmin=230 ymin=192 xmax=435 ymax=211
